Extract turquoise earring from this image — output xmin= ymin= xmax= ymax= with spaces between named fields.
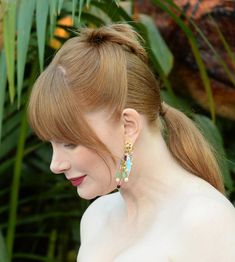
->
xmin=115 ymin=141 xmax=133 ymax=189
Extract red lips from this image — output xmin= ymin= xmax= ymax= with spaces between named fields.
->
xmin=69 ymin=175 xmax=87 ymax=186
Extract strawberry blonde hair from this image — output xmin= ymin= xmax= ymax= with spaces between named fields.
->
xmin=28 ymin=23 xmax=225 ymax=194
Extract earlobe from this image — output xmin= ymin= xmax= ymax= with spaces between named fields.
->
xmin=122 ymin=108 xmax=141 ymax=143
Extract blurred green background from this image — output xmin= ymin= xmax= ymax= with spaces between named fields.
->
xmin=0 ymin=0 xmax=235 ymax=261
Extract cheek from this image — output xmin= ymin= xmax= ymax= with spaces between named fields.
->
xmin=100 ymin=126 xmax=125 ymax=160
xmin=73 ymin=146 xmax=109 ymax=173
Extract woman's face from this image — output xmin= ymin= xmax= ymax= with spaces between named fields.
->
xmin=49 ymin=110 xmax=124 ymax=200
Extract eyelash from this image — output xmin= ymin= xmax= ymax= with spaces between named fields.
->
xmin=64 ymin=144 xmax=77 ymax=149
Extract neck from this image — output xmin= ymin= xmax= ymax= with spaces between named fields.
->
xmin=118 ymin=129 xmax=191 ymax=228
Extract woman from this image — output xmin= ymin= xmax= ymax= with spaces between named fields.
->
xmin=28 ymin=23 xmax=235 ymax=261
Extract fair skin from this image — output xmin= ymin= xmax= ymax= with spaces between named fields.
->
xmin=50 ymin=108 xmax=235 ymax=261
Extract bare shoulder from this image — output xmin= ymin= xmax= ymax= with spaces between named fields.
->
xmin=176 ymin=193 xmax=235 ymax=261
xmin=178 ymin=174 xmax=235 ymax=225
xmin=179 ymin=194 xmax=235 ymax=233
xmin=80 ymin=192 xmax=120 ymax=243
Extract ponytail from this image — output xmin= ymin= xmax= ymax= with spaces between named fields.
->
xmin=160 ymin=102 xmax=225 ymax=195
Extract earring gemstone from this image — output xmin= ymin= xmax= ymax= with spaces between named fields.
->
xmin=115 ymin=141 xmax=133 ymax=186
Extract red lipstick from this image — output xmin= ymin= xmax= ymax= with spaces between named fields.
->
xmin=69 ymin=175 xmax=87 ymax=186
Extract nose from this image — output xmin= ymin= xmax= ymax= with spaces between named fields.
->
xmin=50 ymin=158 xmax=70 ymax=174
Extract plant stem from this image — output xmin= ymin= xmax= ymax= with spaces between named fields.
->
xmin=6 ymin=63 xmax=38 ymax=260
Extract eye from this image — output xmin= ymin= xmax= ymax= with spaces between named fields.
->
xmin=63 ymin=143 xmax=77 ymax=149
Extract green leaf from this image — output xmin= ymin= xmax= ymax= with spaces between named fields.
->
xmin=72 ymin=0 xmax=78 ymax=23
xmin=49 ymin=0 xmax=58 ymax=40
xmin=0 ymin=143 xmax=41 ymax=176
xmin=2 ymin=0 xmax=17 ymax=103
xmin=90 ymin=1 xmax=123 ymax=22
xmin=193 ymin=114 xmax=233 ymax=192
xmin=190 ymin=19 xmax=235 ymax=87
xmin=36 ymin=0 xmax=49 ymax=71
xmin=13 ymin=253 xmax=57 ymax=262
xmin=1 ymin=108 xmax=21 ymax=138
xmin=139 ymin=14 xmax=173 ymax=76
xmin=161 ymin=89 xmax=192 ymax=114
xmin=46 ymin=230 xmax=57 ymax=260
xmin=1 ymin=211 xmax=82 ymax=229
xmin=0 ymin=51 xmax=7 ymax=144
xmin=88 ymin=1 xmax=133 ymax=28
xmin=81 ymin=12 xmax=105 ymax=26
xmin=57 ymin=0 xmax=64 ymax=15
xmin=0 ymin=121 xmax=21 ymax=159
xmin=209 ymin=15 xmax=235 ymax=80
xmin=86 ymin=0 xmax=91 ymax=9
xmin=78 ymin=0 xmax=84 ymax=22
xmin=189 ymin=40 xmax=215 ymax=121
xmin=115 ymin=0 xmax=121 ymax=6
xmin=134 ymin=21 xmax=177 ymax=106
xmin=0 ymin=231 xmax=9 ymax=262
xmin=17 ymin=0 xmax=35 ymax=107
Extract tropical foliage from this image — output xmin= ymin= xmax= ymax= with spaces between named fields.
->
xmin=0 ymin=0 xmax=234 ymax=261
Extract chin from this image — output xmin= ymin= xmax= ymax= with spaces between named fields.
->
xmin=77 ymin=191 xmax=97 ymax=200
xmin=76 ymin=187 xmax=100 ymax=200
xmin=76 ymin=185 xmax=115 ymax=200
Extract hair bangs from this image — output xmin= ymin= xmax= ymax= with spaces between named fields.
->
xmin=28 ymin=65 xmax=92 ymax=146
xmin=28 ymin=64 xmax=114 ymax=165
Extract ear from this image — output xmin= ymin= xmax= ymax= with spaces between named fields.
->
xmin=122 ymin=108 xmax=142 ymax=144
